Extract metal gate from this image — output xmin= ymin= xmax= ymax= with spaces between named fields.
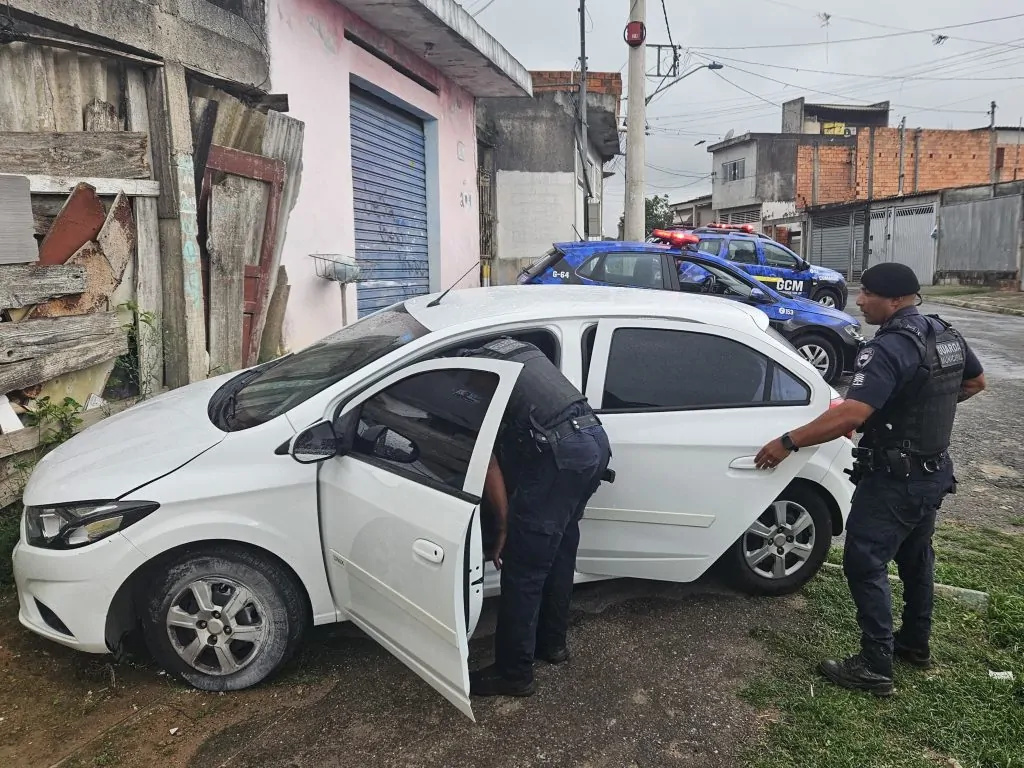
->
xmin=809 ymin=211 xmax=865 ymax=279
xmin=350 ymin=90 xmax=430 ymax=317
xmin=867 ymin=203 xmax=936 ymax=285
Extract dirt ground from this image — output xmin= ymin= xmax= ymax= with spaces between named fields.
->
xmin=1 ymin=576 xmax=800 ymax=768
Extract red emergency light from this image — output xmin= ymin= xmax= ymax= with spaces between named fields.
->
xmin=706 ymin=222 xmax=756 ymax=234
xmin=651 ymin=229 xmax=700 ymax=247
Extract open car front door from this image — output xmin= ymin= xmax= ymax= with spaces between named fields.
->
xmin=578 ymin=317 xmax=826 ymax=582
xmin=315 ymin=357 xmax=522 ymax=721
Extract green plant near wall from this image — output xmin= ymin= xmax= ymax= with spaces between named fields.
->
xmin=106 ymin=301 xmax=161 ymax=402
xmin=22 ymin=396 xmax=84 ymax=447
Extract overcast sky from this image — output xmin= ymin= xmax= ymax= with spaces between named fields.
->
xmin=459 ymin=0 xmax=1024 ymax=235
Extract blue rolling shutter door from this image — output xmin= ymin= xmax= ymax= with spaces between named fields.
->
xmin=350 ymin=91 xmax=429 ymax=317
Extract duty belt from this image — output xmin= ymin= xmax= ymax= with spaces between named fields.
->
xmin=852 ymin=446 xmax=948 ymax=475
xmin=530 ymin=412 xmax=602 ymax=445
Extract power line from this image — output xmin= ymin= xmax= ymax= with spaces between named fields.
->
xmin=697 ymin=53 xmax=1024 ymax=82
xmin=711 ymin=69 xmax=781 ymax=108
xmin=471 ymin=0 xmax=499 ymax=17
xmin=690 ymin=13 xmax=1024 ymax=51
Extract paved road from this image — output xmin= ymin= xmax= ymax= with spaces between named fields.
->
xmin=186 ymin=299 xmax=1024 ymax=768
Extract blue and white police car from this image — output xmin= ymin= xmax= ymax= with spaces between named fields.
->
xmin=685 ymin=223 xmax=849 ymax=310
xmin=518 ymin=229 xmax=863 ymax=383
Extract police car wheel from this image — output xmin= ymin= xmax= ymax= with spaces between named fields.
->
xmin=795 ymin=333 xmax=840 ymax=383
xmin=726 ymin=485 xmax=832 ymax=597
xmin=813 ymin=287 xmax=842 ymax=309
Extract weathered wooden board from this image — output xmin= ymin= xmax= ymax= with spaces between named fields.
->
xmin=0 ymin=314 xmax=127 ymax=395
xmin=37 ymin=181 xmax=106 ymax=265
xmin=258 ymin=265 xmax=290 ymax=363
xmin=97 ymin=193 xmax=136 ymax=279
xmin=0 ymin=312 xmax=120 ymax=362
xmin=208 ymin=175 xmax=267 ymax=374
xmin=23 ymin=176 xmax=160 ymax=197
xmin=0 ymin=264 xmax=87 ymax=309
xmin=84 ymin=99 xmax=121 ymax=132
xmin=0 ymin=131 xmax=149 ymax=178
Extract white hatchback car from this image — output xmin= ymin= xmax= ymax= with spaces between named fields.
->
xmin=14 ymin=286 xmax=853 ymax=720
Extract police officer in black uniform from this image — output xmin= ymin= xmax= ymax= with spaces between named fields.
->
xmin=457 ymin=337 xmax=612 ymax=697
xmin=755 ymin=262 xmax=985 ymax=696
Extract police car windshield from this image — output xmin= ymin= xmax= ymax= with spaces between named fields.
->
xmin=209 ymin=305 xmax=430 ymax=432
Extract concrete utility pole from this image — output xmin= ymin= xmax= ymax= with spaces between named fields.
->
xmin=580 ymin=0 xmax=590 ymax=237
xmin=989 ymin=100 xmax=998 ymax=185
xmin=624 ymin=0 xmax=647 ymax=241
xmin=897 ymin=116 xmax=906 ymax=196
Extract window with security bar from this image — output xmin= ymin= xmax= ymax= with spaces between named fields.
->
xmin=722 ymin=159 xmax=746 ymax=182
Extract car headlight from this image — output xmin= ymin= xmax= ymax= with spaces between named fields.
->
xmin=842 ymin=324 xmax=864 ymax=342
xmin=23 ymin=501 xmax=159 ymax=549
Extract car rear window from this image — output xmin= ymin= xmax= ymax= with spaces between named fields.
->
xmin=517 ymin=248 xmax=563 ymax=283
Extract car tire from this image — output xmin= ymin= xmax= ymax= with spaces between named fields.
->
xmin=813 ymin=286 xmax=844 ymax=310
xmin=141 ymin=546 xmax=308 ymax=692
xmin=794 ymin=333 xmax=840 ymax=383
xmin=726 ymin=484 xmax=833 ymax=597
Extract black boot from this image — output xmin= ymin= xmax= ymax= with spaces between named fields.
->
xmin=819 ymin=654 xmax=894 ymax=697
xmin=469 ymin=665 xmax=536 ymax=697
xmin=894 ymin=634 xmax=932 ymax=669
xmin=536 ymin=646 xmax=569 ymax=664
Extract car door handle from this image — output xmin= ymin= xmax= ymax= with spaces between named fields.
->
xmin=413 ymin=539 xmax=444 ymax=564
xmin=729 ymin=456 xmax=766 ymax=471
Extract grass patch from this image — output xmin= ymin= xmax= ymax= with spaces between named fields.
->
xmin=919 ymin=286 xmax=995 ymax=298
xmin=747 ymin=525 xmax=1024 ymax=768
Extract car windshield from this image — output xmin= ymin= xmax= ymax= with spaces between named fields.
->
xmin=208 ymin=305 xmax=430 ymax=431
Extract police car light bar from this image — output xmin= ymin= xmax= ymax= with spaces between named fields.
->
xmin=651 ymin=229 xmax=700 ymax=246
xmin=705 ymin=222 xmax=756 ymax=234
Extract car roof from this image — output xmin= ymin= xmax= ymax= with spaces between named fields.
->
xmin=404 ymin=284 xmax=769 ymax=335
xmin=553 ymin=240 xmax=674 ymax=252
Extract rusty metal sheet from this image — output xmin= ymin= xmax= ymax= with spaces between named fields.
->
xmin=37 ymin=182 xmax=106 ymax=265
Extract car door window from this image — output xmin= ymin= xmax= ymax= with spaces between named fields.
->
xmin=727 ymin=240 xmax=759 ymax=265
xmin=599 ymin=328 xmax=809 ymax=411
xmin=578 ymin=252 xmax=664 ymax=288
xmin=672 ymin=257 xmax=761 ymax=300
xmin=696 ymin=238 xmax=723 ymax=256
xmin=763 ymin=242 xmax=801 ymax=269
xmin=350 ymin=368 xmax=500 ymax=491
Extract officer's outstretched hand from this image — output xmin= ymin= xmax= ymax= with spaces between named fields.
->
xmin=755 ymin=438 xmax=789 ymax=470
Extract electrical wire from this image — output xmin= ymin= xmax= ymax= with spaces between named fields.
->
xmin=693 ymin=53 xmax=1024 ymax=82
xmin=471 ymin=0 xmax=499 ymax=17
xmin=690 ymin=12 xmax=1024 ymax=51
xmin=711 ymin=70 xmax=782 ymax=108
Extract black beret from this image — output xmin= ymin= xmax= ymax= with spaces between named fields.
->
xmin=860 ymin=262 xmax=921 ymax=298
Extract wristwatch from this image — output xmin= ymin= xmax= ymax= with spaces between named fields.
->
xmin=781 ymin=432 xmax=799 ymax=453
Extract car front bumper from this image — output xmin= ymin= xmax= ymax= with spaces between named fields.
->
xmin=13 ymin=530 xmax=149 ymax=654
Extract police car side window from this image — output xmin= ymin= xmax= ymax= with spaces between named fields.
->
xmin=696 ymin=239 xmax=723 ymax=256
xmin=727 ymin=240 xmax=759 ymax=265
xmin=763 ymin=243 xmax=800 ymax=269
xmin=352 ymin=369 xmax=500 ymax=492
xmin=580 ymin=253 xmax=663 ymax=289
xmin=601 ymin=328 xmax=809 ymax=411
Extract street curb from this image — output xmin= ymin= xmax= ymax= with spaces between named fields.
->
xmin=822 ymin=562 xmax=989 ymax=613
xmin=923 ymin=295 xmax=1024 ymax=317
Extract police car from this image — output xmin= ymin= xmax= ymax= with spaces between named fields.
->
xmin=518 ymin=230 xmax=863 ymax=383
xmin=686 ymin=223 xmax=849 ymax=310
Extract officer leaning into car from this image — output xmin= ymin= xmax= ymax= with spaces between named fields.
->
xmin=754 ymin=262 xmax=985 ymax=697
xmin=455 ymin=337 xmax=612 ymax=697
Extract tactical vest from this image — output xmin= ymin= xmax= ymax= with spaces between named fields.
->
xmin=863 ymin=315 xmax=966 ymax=455
xmin=468 ymin=337 xmax=586 ymax=429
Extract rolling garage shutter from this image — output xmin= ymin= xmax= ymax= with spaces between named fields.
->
xmin=809 ymin=212 xmax=865 ymax=279
xmin=350 ymin=90 xmax=430 ymax=317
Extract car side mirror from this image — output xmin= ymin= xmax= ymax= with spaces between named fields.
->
xmin=289 ymin=421 xmax=339 ymax=464
xmin=359 ymin=424 xmax=420 ymax=464
xmin=749 ymin=287 xmax=771 ymax=303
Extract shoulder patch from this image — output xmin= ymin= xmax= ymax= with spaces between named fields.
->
xmin=936 ymin=340 xmax=965 ymax=368
xmin=484 ymin=337 xmax=531 ymax=355
xmin=851 ymin=372 xmax=866 ymax=387
xmin=855 ymin=347 xmax=875 ymax=370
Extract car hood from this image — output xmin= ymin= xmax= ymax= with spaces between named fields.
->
xmin=808 ymin=265 xmax=844 ymax=283
xmin=22 ymin=374 xmax=235 ymax=506
xmin=781 ymin=294 xmax=858 ymax=325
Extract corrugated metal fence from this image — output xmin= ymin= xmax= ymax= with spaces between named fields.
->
xmin=937 ymin=195 xmax=1021 ymax=276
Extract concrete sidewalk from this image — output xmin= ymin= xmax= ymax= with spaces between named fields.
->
xmin=920 ymin=289 xmax=1024 ymax=317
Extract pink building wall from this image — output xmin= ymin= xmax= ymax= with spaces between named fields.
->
xmin=268 ymin=0 xmax=481 ymax=352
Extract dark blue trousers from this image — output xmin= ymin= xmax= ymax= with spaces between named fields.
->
xmin=494 ymin=422 xmax=611 ymax=683
xmin=843 ymin=463 xmax=954 ymax=673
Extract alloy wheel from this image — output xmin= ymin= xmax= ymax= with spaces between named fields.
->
xmin=798 ymin=343 xmax=831 ymax=375
xmin=165 ymin=576 xmax=269 ymax=676
xmin=817 ymin=293 xmax=838 ymax=308
xmin=742 ymin=500 xmax=817 ymax=580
